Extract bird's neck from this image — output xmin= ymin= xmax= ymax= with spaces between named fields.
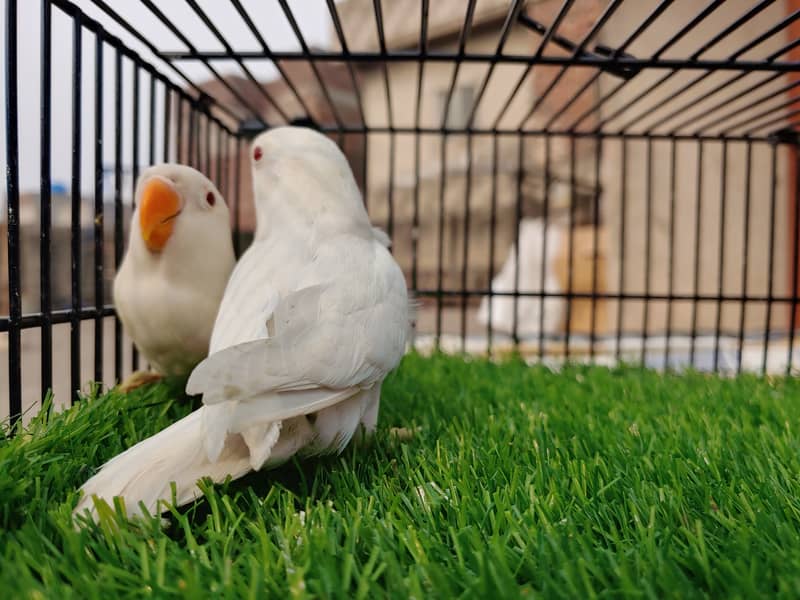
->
xmin=254 ymin=201 xmax=366 ymax=248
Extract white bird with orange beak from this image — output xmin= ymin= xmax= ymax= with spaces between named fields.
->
xmin=114 ymin=164 xmax=236 ymax=390
xmin=74 ymin=128 xmax=409 ymax=522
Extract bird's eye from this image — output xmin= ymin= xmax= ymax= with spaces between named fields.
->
xmin=253 ymin=146 xmax=263 ymax=161
xmin=206 ymin=192 xmax=216 ymax=206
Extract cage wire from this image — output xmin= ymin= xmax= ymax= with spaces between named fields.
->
xmin=3 ymin=0 xmax=800 ymax=425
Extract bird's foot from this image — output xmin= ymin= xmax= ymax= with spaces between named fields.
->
xmin=118 ymin=371 xmax=164 ymax=393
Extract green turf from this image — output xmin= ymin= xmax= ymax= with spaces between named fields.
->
xmin=2 ymin=353 xmax=800 ymax=598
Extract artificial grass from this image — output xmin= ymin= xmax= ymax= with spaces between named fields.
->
xmin=2 ymin=354 xmax=800 ymax=598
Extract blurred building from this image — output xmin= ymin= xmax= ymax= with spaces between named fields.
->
xmin=336 ymin=0 xmax=606 ymax=335
xmin=14 ymin=190 xmax=124 ymax=313
xmin=338 ymin=0 xmax=797 ymax=338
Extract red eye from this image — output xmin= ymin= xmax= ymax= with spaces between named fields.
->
xmin=253 ymin=146 xmax=263 ymax=161
xmin=206 ymin=192 xmax=215 ymax=206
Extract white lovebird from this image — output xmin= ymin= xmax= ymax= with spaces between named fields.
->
xmin=113 ymin=164 xmax=236 ymax=390
xmin=74 ymin=127 xmax=410 ymax=521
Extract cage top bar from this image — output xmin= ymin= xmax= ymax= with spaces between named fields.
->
xmin=63 ymin=0 xmax=800 ymax=139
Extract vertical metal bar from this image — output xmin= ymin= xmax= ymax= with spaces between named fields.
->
xmin=93 ymin=33 xmax=104 ymax=385
xmin=220 ymin=131 xmax=228 ymax=215
xmin=713 ymin=141 xmax=728 ymax=372
xmin=195 ymin=110 xmax=202 ymax=170
xmin=362 ymin=133 xmax=369 ymax=212
xmin=177 ymin=96 xmax=185 ymax=164
xmin=641 ymin=140 xmax=653 ymax=367
xmin=486 ymin=135 xmax=499 ymax=356
xmin=762 ymin=144 xmax=778 ymax=375
xmin=539 ymin=137 xmax=552 ymax=360
xmin=736 ymin=142 xmax=753 ymax=374
xmin=511 ymin=136 xmax=524 ymax=347
xmin=40 ymin=0 xmax=53 ymax=399
xmin=460 ymin=134 xmax=473 ymax=352
xmin=204 ymin=116 xmax=211 ymax=175
xmin=435 ymin=134 xmax=448 ymax=348
xmin=372 ymin=0 xmax=394 ymax=132
xmin=145 ymin=72 xmax=155 ymax=374
xmin=5 ymin=0 xmax=21 ymax=424
xmin=216 ymin=125 xmax=222 ymax=189
xmin=589 ymin=137 xmax=602 ymax=361
xmin=465 ymin=0 xmax=524 ymax=129
xmin=665 ymin=141 xmax=677 ymax=369
xmin=163 ymin=85 xmax=171 ymax=163
xmin=387 ymin=134 xmax=395 ymax=241
xmin=187 ymin=102 xmax=196 ymax=169
xmin=234 ymin=137 xmax=242 ymax=255
xmin=690 ymin=142 xmax=704 ymax=368
xmin=440 ymin=0 xmax=478 ymax=133
xmin=411 ymin=0 xmax=428 ymax=302
xmin=113 ymin=49 xmax=123 ymax=382
xmin=615 ymin=140 xmax=627 ymax=363
xmin=787 ymin=147 xmax=800 ymax=375
xmin=564 ymin=137 xmax=575 ymax=360
xmin=219 ymin=131 xmax=230 ymax=235
xmin=195 ymin=109 xmax=202 ymax=170
xmin=70 ymin=13 xmax=83 ymax=403
xmin=411 ymin=133 xmax=420 ymax=297
xmin=564 ymin=138 xmax=576 ymax=361
xmin=131 ymin=64 xmax=140 ymax=372
xmin=148 ymin=72 xmax=155 ymax=166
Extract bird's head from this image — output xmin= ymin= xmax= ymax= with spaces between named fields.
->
xmin=134 ymin=164 xmax=230 ymax=255
xmin=249 ymin=126 xmax=369 ymax=238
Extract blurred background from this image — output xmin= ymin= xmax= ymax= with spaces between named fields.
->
xmin=2 ymin=0 xmax=800 ymax=419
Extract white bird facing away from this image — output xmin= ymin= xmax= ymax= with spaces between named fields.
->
xmin=476 ymin=218 xmax=564 ymax=338
xmin=74 ymin=127 xmax=410 ymax=522
xmin=113 ymin=164 xmax=235 ymax=390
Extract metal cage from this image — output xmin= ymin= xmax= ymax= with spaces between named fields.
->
xmin=3 ymin=0 xmax=800 ymax=425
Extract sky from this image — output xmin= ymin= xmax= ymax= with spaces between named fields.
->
xmin=0 ymin=0 xmax=334 ymax=198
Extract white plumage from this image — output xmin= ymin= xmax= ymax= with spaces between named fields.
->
xmin=75 ymin=127 xmax=410 ymax=522
xmin=113 ymin=164 xmax=235 ymax=379
xmin=476 ymin=218 xmax=564 ymax=338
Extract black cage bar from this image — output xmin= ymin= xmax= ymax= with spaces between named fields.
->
xmin=3 ymin=0 xmax=800 ymax=425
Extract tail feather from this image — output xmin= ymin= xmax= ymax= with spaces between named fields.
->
xmin=303 ymin=389 xmax=373 ymax=456
xmin=74 ymin=408 xmax=253 ymax=521
xmin=241 ymin=422 xmax=282 ymax=470
xmin=74 ymin=388 xmax=381 ymax=523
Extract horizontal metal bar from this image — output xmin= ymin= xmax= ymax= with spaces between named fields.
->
xmin=5 ymin=290 xmax=793 ymax=332
xmin=444 ymin=329 xmax=800 ymax=343
xmin=413 ymin=290 xmax=800 ymax=303
xmin=161 ymin=50 xmax=800 ymax=72
xmin=244 ymin=124 xmax=779 ymax=143
xmin=0 ymin=306 xmax=117 ymax=333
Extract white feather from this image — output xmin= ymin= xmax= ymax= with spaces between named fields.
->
xmin=114 ymin=164 xmax=235 ymax=376
xmin=75 ymin=127 xmax=409 ymax=523
xmin=74 ymin=409 xmax=252 ymax=520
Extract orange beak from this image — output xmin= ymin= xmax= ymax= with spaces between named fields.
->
xmin=138 ymin=178 xmax=182 ymax=253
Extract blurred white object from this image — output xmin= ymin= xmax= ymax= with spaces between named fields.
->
xmin=477 ymin=218 xmax=564 ymax=338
